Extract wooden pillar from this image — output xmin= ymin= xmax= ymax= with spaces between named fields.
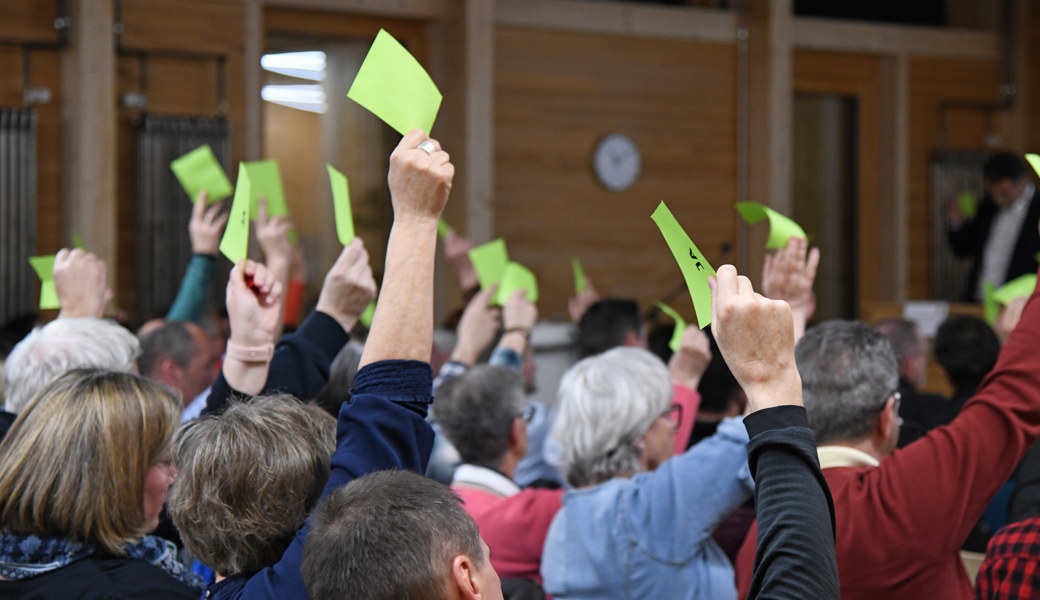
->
xmin=997 ymin=0 xmax=1030 ymax=152
xmin=463 ymin=0 xmax=494 ymax=243
xmin=60 ymin=0 xmax=117 ymax=284
xmin=879 ymin=54 xmax=910 ymax=301
xmin=742 ymin=0 xmax=792 ymax=284
xmin=244 ymin=0 xmax=263 ymax=160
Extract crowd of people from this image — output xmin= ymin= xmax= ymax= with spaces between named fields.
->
xmin=0 ymin=136 xmax=1038 ymax=600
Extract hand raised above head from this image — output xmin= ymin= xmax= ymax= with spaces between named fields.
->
xmin=761 ymin=236 xmax=819 ymax=310
xmin=189 ymin=190 xmax=229 ymax=256
xmin=226 ymin=259 xmax=282 ymax=348
xmin=668 ymin=326 xmax=712 ymax=391
xmin=316 ymin=238 xmax=378 ymax=332
xmin=452 ymin=286 xmax=502 ymax=365
xmin=388 ymin=129 xmax=454 ymax=223
xmin=255 ymin=196 xmax=295 ymax=264
xmin=54 ymin=248 xmax=111 ymax=319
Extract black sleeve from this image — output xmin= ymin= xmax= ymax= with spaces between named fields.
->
xmin=743 ymin=405 xmax=840 ymax=600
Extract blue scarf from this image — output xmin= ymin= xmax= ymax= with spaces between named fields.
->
xmin=0 ymin=534 xmax=205 ymax=590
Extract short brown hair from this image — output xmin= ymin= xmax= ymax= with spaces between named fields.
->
xmin=0 ymin=369 xmax=180 ymax=555
xmin=168 ymin=395 xmax=335 ymax=576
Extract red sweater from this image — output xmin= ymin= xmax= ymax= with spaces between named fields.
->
xmin=735 ymin=282 xmax=1040 ymax=600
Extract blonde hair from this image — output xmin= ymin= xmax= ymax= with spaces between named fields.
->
xmin=0 ymin=369 xmax=180 ymax=555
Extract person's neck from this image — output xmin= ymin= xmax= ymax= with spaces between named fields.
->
xmin=824 ymin=439 xmax=885 ymax=462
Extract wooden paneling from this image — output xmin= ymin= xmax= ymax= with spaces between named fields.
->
xmin=494 ymin=28 xmax=737 ymax=321
xmin=1028 ymin=0 xmax=1040 ymax=152
xmin=907 ymin=56 xmax=1001 ymax=299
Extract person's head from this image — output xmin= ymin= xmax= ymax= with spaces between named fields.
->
xmin=553 ymin=347 xmax=675 ymax=487
xmin=984 ymin=152 xmax=1030 ymax=208
xmin=435 ymin=366 xmax=527 ymax=476
xmin=3 ymin=318 xmax=140 ymax=414
xmin=797 ymin=320 xmax=900 ymax=456
xmin=0 ymin=369 xmax=180 ymax=553
xmin=167 ymin=395 xmax=335 ymax=577
xmin=876 ymin=318 xmax=928 ymax=387
xmin=934 ymin=315 xmax=1000 ymax=391
xmin=696 ymin=331 xmax=747 ymax=420
xmin=302 ymin=470 xmax=500 ymax=600
xmin=312 ymin=341 xmax=364 ymax=417
xmin=138 ymin=321 xmax=218 ymax=407
xmin=577 ymin=298 xmax=646 ymax=359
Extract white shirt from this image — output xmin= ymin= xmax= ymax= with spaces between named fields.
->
xmin=977 ymin=182 xmax=1036 ymax=300
xmin=451 ymin=463 xmax=520 ymax=497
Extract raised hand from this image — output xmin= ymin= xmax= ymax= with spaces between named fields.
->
xmin=188 ymin=190 xmax=229 ymax=256
xmin=762 ymin=236 xmax=819 ymax=341
xmin=316 ymin=238 xmax=378 ymax=333
xmin=54 ymin=248 xmax=112 ymax=319
xmin=223 ymin=259 xmax=282 ymax=395
xmin=451 ymin=286 xmax=502 ymax=365
xmin=387 ymin=129 xmax=454 ymax=223
xmin=668 ymin=327 xmax=712 ymax=391
xmin=499 ymin=289 xmax=538 ymax=355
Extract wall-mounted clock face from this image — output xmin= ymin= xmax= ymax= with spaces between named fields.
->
xmin=592 ymin=133 xmax=642 ymax=192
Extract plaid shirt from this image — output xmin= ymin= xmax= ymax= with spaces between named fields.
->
xmin=976 ymin=516 xmax=1040 ymax=600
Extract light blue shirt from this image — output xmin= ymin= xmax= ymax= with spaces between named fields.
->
xmin=541 ymin=417 xmax=753 ymax=600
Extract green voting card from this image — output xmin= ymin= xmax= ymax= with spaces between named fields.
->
xmin=493 ymin=262 xmax=539 ymax=305
xmin=170 ymin=145 xmax=233 ymax=204
xmin=244 ymin=160 xmax=288 ymax=220
xmin=957 ymin=192 xmax=977 ymax=220
xmin=29 ymin=255 xmax=59 ymax=310
xmin=993 ymin=274 xmax=1037 ymax=306
xmin=347 ymin=29 xmax=442 ymax=136
xmin=651 ymin=202 xmax=715 ymax=329
xmin=327 ymin=165 xmax=355 ymax=245
xmin=983 ymin=282 xmax=999 ymax=326
xmin=655 ymin=301 xmax=687 ymax=353
xmin=438 ymin=218 xmax=451 ymax=240
xmin=359 ymin=301 xmax=376 ymax=328
xmin=1027 ymin=153 xmax=1040 ymax=179
xmin=220 ymin=164 xmax=251 ymax=264
xmin=469 ymin=239 xmax=509 ymax=291
xmin=736 ymin=202 xmax=807 ymax=250
xmin=571 ymin=257 xmax=587 ymax=294
xmin=72 ymin=234 xmax=86 ymax=250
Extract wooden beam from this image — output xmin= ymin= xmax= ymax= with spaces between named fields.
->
xmin=494 ymin=0 xmax=739 ymax=43
xmin=997 ymin=0 xmax=1030 ymax=152
xmin=464 ymin=0 xmax=494 ymax=243
xmin=60 ymin=0 xmax=117 ymax=283
xmin=793 ymin=17 xmax=1000 ymax=60
xmin=244 ymin=0 xmax=263 ymax=160
xmin=261 ymin=0 xmax=452 ymax=19
xmin=879 ymin=55 xmax=910 ymax=301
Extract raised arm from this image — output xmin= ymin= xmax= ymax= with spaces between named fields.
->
xmin=53 ymin=248 xmax=112 ymax=320
xmin=761 ymin=236 xmax=819 ymax=342
xmin=167 ymin=191 xmax=227 ymax=322
xmin=220 ymin=260 xmax=282 ymax=395
xmin=710 ymin=265 xmax=838 ymax=600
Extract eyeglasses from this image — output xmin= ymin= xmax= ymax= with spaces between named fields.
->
xmin=519 ymin=404 xmax=536 ymax=424
xmin=660 ymin=403 xmax=683 ymax=432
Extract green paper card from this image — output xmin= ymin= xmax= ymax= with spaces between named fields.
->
xmin=571 ymin=257 xmax=587 ymax=294
xmin=359 ymin=301 xmax=376 ymax=328
xmin=29 ymin=255 xmax=59 ymax=309
xmin=72 ymin=234 xmax=86 ymax=250
xmin=346 ymin=29 xmax=442 ymax=136
xmin=993 ymin=274 xmax=1037 ymax=306
xmin=438 ymin=218 xmax=451 ymax=240
xmin=469 ymin=239 xmax=509 ymax=291
xmin=1026 ymin=153 xmax=1040 ymax=179
xmin=220 ymin=164 xmax=252 ymax=264
xmin=655 ymin=301 xmax=687 ymax=353
xmin=244 ymin=160 xmax=288 ymax=220
xmin=983 ymin=281 xmax=999 ymax=326
xmin=170 ymin=145 xmax=233 ymax=204
xmin=957 ymin=192 xmax=977 ymax=220
xmin=493 ymin=262 xmax=539 ymax=305
xmin=327 ymin=165 xmax=355 ymax=245
xmin=651 ymin=201 xmax=716 ymax=329
xmin=736 ymin=202 xmax=807 ymax=250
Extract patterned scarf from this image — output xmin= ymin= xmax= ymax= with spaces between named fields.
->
xmin=0 ymin=533 xmax=205 ymax=590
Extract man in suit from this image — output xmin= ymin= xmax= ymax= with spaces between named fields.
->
xmin=948 ymin=152 xmax=1040 ymax=302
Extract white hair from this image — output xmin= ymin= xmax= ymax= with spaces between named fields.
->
xmin=552 ymin=347 xmax=672 ymax=487
xmin=3 ymin=318 xmax=140 ymax=414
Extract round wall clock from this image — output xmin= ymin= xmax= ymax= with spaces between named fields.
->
xmin=592 ymin=133 xmax=642 ymax=192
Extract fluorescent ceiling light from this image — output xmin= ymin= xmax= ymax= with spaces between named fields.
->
xmin=261 ymin=51 xmax=326 ymax=81
xmin=262 ymin=84 xmax=327 ymax=114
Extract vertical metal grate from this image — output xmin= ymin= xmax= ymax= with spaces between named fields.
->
xmin=135 ymin=114 xmax=230 ymax=320
xmin=930 ymin=150 xmax=988 ymax=301
xmin=0 ymin=108 xmax=38 ymax=324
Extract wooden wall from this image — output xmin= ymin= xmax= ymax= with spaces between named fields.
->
xmin=494 ymin=27 xmax=737 ymax=321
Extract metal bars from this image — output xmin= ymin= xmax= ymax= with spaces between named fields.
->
xmin=0 ymin=108 xmax=38 ymax=324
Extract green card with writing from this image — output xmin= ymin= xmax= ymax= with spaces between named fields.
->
xmin=469 ymin=239 xmax=510 ymax=291
xmin=993 ymin=274 xmax=1037 ymax=306
xmin=29 ymin=255 xmax=59 ymax=309
xmin=347 ymin=29 xmax=442 ymax=136
xmin=655 ymin=301 xmax=687 ymax=353
xmin=327 ymin=164 xmax=355 ymax=245
xmin=170 ymin=145 xmax=233 ymax=204
xmin=736 ymin=202 xmax=807 ymax=250
xmin=220 ymin=164 xmax=252 ymax=264
xmin=571 ymin=257 xmax=587 ymax=294
xmin=651 ymin=201 xmax=715 ymax=329
xmin=244 ymin=160 xmax=288 ymax=220
xmin=493 ymin=262 xmax=539 ymax=305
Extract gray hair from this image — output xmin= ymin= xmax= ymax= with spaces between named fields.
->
xmin=875 ymin=318 xmax=922 ymax=364
xmin=796 ymin=320 xmax=899 ymax=445
xmin=137 ymin=321 xmax=198 ymax=376
xmin=552 ymin=347 xmax=672 ymax=487
xmin=434 ymin=366 xmax=525 ymax=468
xmin=3 ymin=318 xmax=140 ymax=414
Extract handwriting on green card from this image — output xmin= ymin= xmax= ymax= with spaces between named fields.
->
xmin=29 ymin=255 xmax=59 ymax=309
xmin=220 ymin=164 xmax=251 ymax=264
xmin=438 ymin=218 xmax=451 ymax=240
xmin=655 ymin=301 xmax=687 ymax=353
xmin=571 ymin=257 xmax=587 ymax=294
xmin=170 ymin=145 xmax=233 ymax=204
xmin=993 ymin=274 xmax=1037 ymax=306
xmin=326 ymin=165 xmax=354 ymax=245
xmin=957 ymin=192 xmax=977 ymax=220
xmin=983 ymin=281 xmax=999 ymax=325
xmin=469 ymin=239 xmax=509 ymax=291
xmin=1027 ymin=153 xmax=1040 ymax=179
xmin=347 ymin=29 xmax=442 ymax=136
xmin=359 ymin=301 xmax=376 ymax=328
xmin=244 ymin=160 xmax=288 ymax=220
xmin=493 ymin=262 xmax=538 ymax=305
xmin=651 ymin=202 xmax=716 ymax=329
xmin=735 ymin=202 xmax=807 ymax=250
